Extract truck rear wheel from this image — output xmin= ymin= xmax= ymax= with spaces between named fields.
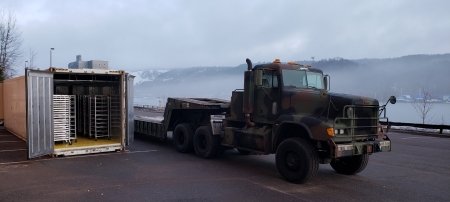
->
xmin=276 ymin=138 xmax=319 ymax=184
xmin=194 ymin=126 xmax=219 ymax=158
xmin=173 ymin=123 xmax=194 ymax=153
xmin=330 ymin=154 xmax=369 ymax=175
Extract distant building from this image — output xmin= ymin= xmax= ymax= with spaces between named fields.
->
xmin=443 ymin=95 xmax=450 ymax=102
xmin=68 ymin=55 xmax=108 ymax=69
xmin=397 ymin=95 xmax=413 ymax=102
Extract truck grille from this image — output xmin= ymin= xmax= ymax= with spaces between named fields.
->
xmin=334 ymin=105 xmax=379 ymax=140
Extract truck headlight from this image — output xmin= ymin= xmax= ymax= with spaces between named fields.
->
xmin=334 ymin=129 xmax=344 ymax=135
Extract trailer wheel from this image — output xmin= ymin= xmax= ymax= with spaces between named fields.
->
xmin=173 ymin=123 xmax=194 ymax=153
xmin=275 ymin=138 xmax=319 ymax=183
xmin=194 ymin=126 xmax=219 ymax=158
xmin=330 ymin=154 xmax=369 ymax=175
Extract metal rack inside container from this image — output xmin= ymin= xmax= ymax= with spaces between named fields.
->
xmin=76 ymin=95 xmax=88 ymax=136
xmin=53 ymin=95 xmax=76 ymax=144
xmin=110 ymin=95 xmax=121 ymax=137
xmin=88 ymin=95 xmax=111 ymax=140
xmin=69 ymin=95 xmax=77 ymax=142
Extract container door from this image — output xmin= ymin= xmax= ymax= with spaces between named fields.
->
xmin=26 ymin=69 xmax=54 ymax=159
xmin=125 ymin=74 xmax=135 ymax=147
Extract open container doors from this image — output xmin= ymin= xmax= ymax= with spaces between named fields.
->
xmin=125 ymin=74 xmax=135 ymax=147
xmin=25 ymin=69 xmax=135 ymax=159
xmin=26 ymin=69 xmax=54 ymax=159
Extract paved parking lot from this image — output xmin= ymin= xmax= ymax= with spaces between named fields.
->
xmin=1 ymin=130 xmax=449 ymax=202
xmin=0 ymin=129 xmax=27 ymax=164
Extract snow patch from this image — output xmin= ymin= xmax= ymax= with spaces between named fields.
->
xmin=132 ymin=69 xmax=168 ymax=85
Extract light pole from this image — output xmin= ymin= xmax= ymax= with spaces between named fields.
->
xmin=25 ymin=60 xmax=28 ymax=68
xmin=50 ymin=48 xmax=55 ymax=67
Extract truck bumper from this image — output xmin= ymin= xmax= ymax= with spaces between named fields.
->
xmin=333 ymin=138 xmax=391 ymax=158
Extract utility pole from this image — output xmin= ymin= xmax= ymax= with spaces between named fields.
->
xmin=50 ymin=48 xmax=55 ymax=67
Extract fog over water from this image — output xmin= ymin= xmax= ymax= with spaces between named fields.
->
xmin=386 ymin=102 xmax=450 ymax=125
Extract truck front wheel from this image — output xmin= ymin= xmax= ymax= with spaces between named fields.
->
xmin=330 ymin=154 xmax=369 ymax=175
xmin=194 ymin=126 xmax=219 ymax=158
xmin=173 ymin=123 xmax=194 ymax=153
xmin=276 ymin=138 xmax=319 ymax=183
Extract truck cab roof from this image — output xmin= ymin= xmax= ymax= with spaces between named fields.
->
xmin=253 ymin=60 xmax=323 ymax=74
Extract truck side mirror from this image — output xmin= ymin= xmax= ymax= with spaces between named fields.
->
xmin=255 ymin=70 xmax=263 ymax=86
xmin=323 ymin=75 xmax=330 ymax=90
xmin=389 ymin=96 xmax=397 ymax=104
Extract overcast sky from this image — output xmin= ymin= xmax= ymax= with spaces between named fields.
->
xmin=1 ymin=0 xmax=450 ymax=71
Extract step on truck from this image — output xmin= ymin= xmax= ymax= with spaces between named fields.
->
xmin=135 ymin=58 xmax=396 ymax=183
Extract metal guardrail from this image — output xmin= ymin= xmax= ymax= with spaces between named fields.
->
xmin=380 ymin=121 xmax=450 ymax=134
xmin=134 ymin=105 xmax=165 ymax=112
xmin=134 ymin=104 xmax=157 ymax=108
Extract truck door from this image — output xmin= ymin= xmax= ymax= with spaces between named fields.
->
xmin=26 ymin=69 xmax=54 ymax=159
xmin=254 ymin=70 xmax=280 ymax=123
xmin=125 ymin=74 xmax=135 ymax=147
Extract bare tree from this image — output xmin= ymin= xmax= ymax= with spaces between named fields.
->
xmin=0 ymin=10 xmax=21 ymax=80
xmin=412 ymin=89 xmax=433 ymax=124
xmin=28 ymin=48 xmax=37 ymax=68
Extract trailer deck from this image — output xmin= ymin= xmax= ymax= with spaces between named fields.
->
xmin=134 ymin=98 xmax=230 ymax=141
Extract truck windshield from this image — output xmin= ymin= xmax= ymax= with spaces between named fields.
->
xmin=282 ymin=69 xmax=324 ymax=89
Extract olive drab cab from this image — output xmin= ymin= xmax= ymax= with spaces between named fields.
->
xmin=135 ymin=58 xmax=395 ymax=183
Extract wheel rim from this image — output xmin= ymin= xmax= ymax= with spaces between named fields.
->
xmin=285 ymin=151 xmax=301 ymax=171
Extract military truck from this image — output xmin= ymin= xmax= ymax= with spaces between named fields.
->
xmin=135 ymin=58 xmax=395 ymax=183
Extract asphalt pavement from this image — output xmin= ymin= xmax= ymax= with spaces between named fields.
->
xmin=0 ymin=131 xmax=449 ymax=202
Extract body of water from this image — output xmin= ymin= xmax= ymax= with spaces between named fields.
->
xmin=386 ymin=102 xmax=450 ymax=125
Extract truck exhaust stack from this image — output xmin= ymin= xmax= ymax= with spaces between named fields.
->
xmin=246 ymin=58 xmax=252 ymax=70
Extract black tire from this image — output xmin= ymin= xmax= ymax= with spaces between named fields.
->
xmin=193 ymin=126 xmax=219 ymax=158
xmin=330 ymin=154 xmax=369 ymax=175
xmin=173 ymin=123 xmax=194 ymax=153
xmin=275 ymin=138 xmax=319 ymax=184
